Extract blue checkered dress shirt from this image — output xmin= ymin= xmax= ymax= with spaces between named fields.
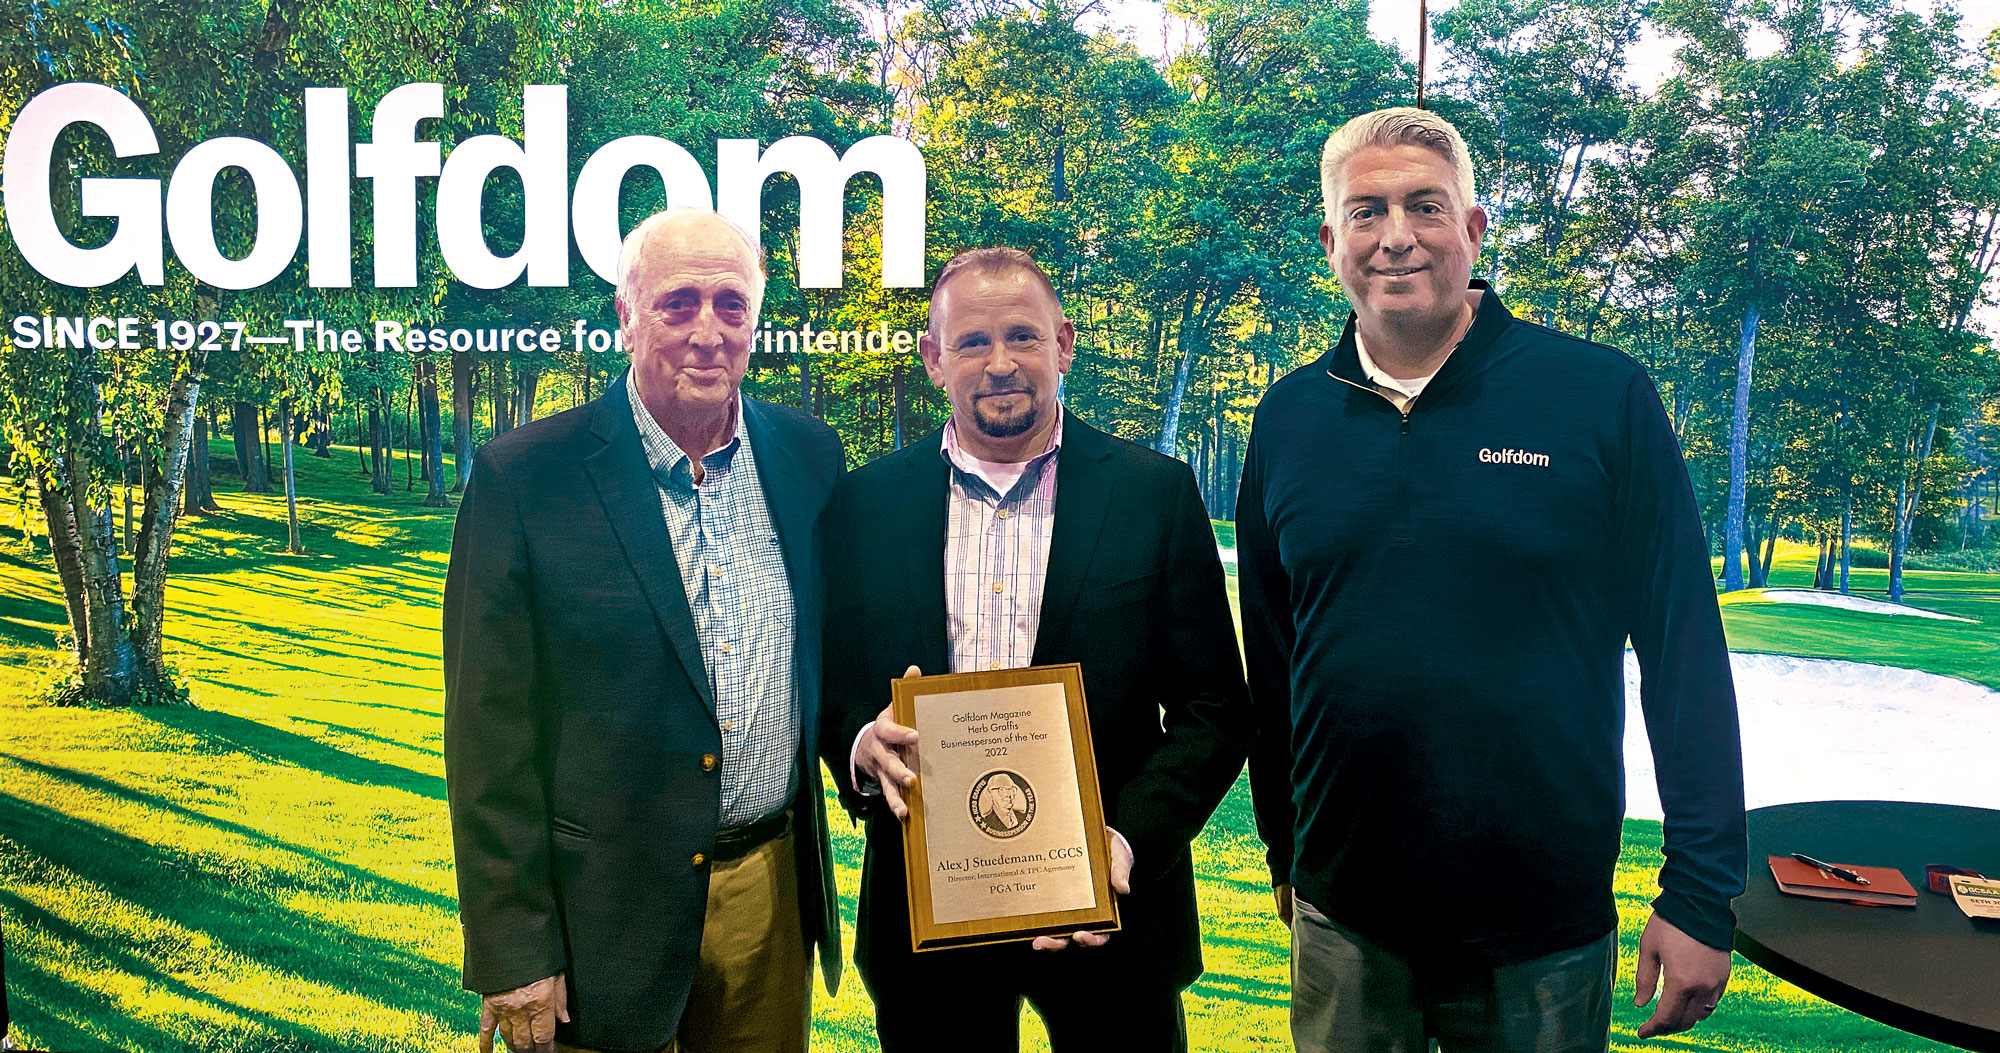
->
xmin=628 ymin=379 xmax=798 ymax=826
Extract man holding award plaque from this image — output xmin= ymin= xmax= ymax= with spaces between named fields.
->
xmin=820 ymin=248 xmax=1251 ymax=1052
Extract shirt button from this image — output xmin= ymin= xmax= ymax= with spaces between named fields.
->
xmin=701 ymin=753 xmax=718 ymax=771
xmin=989 ymin=661 xmax=1000 ymax=670
xmin=692 ymin=852 xmax=707 ymax=868
xmin=993 ymin=582 xmax=1004 ymax=594
xmin=720 ymin=720 xmax=735 ymax=732
xmin=997 ymin=508 xmax=1009 ymax=519
xmin=719 ymin=642 xmax=734 ymax=654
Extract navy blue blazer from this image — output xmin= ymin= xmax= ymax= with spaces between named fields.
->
xmin=444 ymin=372 xmax=842 ymax=1052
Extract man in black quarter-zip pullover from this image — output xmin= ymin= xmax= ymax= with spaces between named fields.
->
xmin=1237 ymin=108 xmax=1746 ymax=1053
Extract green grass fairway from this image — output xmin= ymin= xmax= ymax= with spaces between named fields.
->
xmin=0 ymin=446 xmax=1964 ymax=1051
xmin=1717 ymin=546 xmax=2000 ymax=688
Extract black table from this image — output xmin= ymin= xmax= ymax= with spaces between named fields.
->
xmin=1734 ymin=801 xmax=2000 ymax=1051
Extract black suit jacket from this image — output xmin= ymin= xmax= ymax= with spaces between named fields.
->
xmin=820 ymin=414 xmax=1250 ymax=991
xmin=444 ymin=373 xmax=843 ymax=1052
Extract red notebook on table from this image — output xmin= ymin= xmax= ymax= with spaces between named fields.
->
xmin=1768 ymin=855 xmax=1919 ymax=907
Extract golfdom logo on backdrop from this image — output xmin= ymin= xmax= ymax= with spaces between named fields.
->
xmin=2 ymin=81 xmax=926 ymax=291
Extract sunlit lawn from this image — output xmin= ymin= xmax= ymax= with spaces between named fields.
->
xmin=0 ymin=444 xmax=1969 ymax=1051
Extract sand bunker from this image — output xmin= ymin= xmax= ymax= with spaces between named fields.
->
xmin=1750 ymin=588 xmax=1973 ymax=622
xmin=1623 ymin=652 xmax=2000 ymax=820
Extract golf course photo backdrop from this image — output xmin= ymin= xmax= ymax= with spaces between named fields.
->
xmin=5 ymin=0 xmax=2000 ymax=1050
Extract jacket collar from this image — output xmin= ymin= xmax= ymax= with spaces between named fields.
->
xmin=1324 ymin=280 xmax=1514 ymax=404
xmin=887 ymin=413 xmax=1119 ymax=669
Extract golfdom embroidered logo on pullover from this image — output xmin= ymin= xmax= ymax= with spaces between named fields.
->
xmin=1478 ymin=447 xmax=1550 ymax=467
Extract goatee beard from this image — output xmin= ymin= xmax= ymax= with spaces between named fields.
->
xmin=975 ymin=397 xmax=1038 ymax=439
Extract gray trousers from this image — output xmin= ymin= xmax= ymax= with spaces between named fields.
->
xmin=1290 ymin=897 xmax=1616 ymax=1053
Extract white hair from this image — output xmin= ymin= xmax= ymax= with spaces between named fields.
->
xmin=1320 ymin=107 xmax=1477 ymax=219
xmin=613 ymin=207 xmax=768 ymax=321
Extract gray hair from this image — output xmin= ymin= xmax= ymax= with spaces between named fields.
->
xmin=1320 ymin=108 xmax=1476 ymax=218
xmin=613 ymin=207 xmax=769 ymax=321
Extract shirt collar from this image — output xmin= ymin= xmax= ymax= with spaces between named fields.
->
xmin=1352 ymin=328 xmax=1431 ymax=399
xmin=941 ymin=402 xmax=1064 ymax=496
xmin=626 ymin=372 xmax=748 ymax=486
xmin=1327 ymin=280 xmax=1512 ymax=397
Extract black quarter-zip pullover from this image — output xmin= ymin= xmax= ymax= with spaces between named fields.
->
xmin=1237 ymin=282 xmax=1747 ymax=961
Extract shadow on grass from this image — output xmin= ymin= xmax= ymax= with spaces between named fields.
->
xmin=164 ymin=610 xmax=438 ymax=671
xmin=0 ymin=575 xmax=65 ymax=652
xmin=187 ymin=674 xmax=278 ymax=698
xmin=3 ymin=891 xmax=360 ymax=1053
xmin=1 ymin=946 xmax=215 ymax=1053
xmin=1188 ymin=970 xmax=1291 ymax=1008
xmin=290 ymin=717 xmax=444 ymax=758
xmin=162 ymin=500 xmax=434 ymax=579
xmin=168 ymin=638 xmax=437 ymax=693
xmin=133 ymin=708 xmax=445 ymax=801
xmin=258 ymin=563 xmax=446 ymax=612
xmin=333 ymin=698 xmax=445 ymax=718
xmin=0 ymin=793 xmax=474 ymax=1034
xmin=0 ymin=754 xmax=457 ymax=914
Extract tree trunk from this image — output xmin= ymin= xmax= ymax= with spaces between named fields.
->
xmin=450 ymin=351 xmax=476 ymax=492
xmin=368 ymin=386 xmax=394 ymax=495
xmin=309 ymin=398 xmax=332 ymax=457
xmin=63 ymin=397 xmax=144 ymax=705
xmin=1742 ymin=515 xmax=1761 ymax=589
xmin=1216 ymin=426 xmax=1232 ymax=520
xmin=281 ymin=397 xmax=303 ymax=553
xmin=494 ymin=359 xmax=516 ymax=436
xmin=516 ymin=366 xmax=540 ymax=427
xmin=420 ymin=361 xmax=449 ymax=507
xmin=406 ymin=379 xmax=420 ymax=486
xmin=122 ymin=437 xmax=136 ymax=555
xmin=36 ymin=467 xmax=90 ymax=670
xmin=1890 ymin=403 xmax=1942 ymax=605
xmin=183 ymin=413 xmax=219 ymax=515
xmin=132 ymin=353 xmax=209 ymax=680
xmin=225 ymin=406 xmax=246 ymax=477
xmin=1839 ymin=495 xmax=1853 ymax=595
xmin=1158 ymin=297 xmax=1201 ymax=458
xmin=892 ymin=361 xmax=906 ymax=450
xmin=1757 ymin=522 xmax=1777 ymax=588
xmin=260 ymin=407 xmax=272 ymax=479
xmin=231 ymin=401 xmax=273 ymax=491
xmin=1722 ymin=301 xmax=1763 ymax=591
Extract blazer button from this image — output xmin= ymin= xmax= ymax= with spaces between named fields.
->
xmin=691 ymin=852 xmax=707 ymax=868
xmin=701 ymin=753 xmax=718 ymax=772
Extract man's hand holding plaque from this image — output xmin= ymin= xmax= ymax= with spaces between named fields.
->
xmin=1028 ymin=834 xmax=1131 ymax=951
xmin=853 ymin=665 xmax=927 ymax=820
xmin=856 ymin=663 xmax=1124 ymax=952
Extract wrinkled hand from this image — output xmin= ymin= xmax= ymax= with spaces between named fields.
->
xmin=1273 ymin=883 xmax=1294 ymax=927
xmin=1031 ymin=828 xmax=1134 ymax=951
xmin=856 ymin=665 xmax=924 ymax=819
xmin=480 ymin=972 xmax=569 ymax=1053
xmin=1633 ymin=913 xmax=1730 ymax=1039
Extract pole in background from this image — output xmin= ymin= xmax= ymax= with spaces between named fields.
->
xmin=1417 ymin=0 xmax=1429 ymax=109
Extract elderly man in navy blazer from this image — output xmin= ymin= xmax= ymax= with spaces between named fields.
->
xmin=444 ymin=208 xmax=843 ymax=1053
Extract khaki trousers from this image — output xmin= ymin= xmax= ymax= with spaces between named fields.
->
xmin=560 ymin=828 xmax=811 ymax=1053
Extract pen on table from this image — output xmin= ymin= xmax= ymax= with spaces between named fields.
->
xmin=1792 ymin=852 xmax=1871 ymax=886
